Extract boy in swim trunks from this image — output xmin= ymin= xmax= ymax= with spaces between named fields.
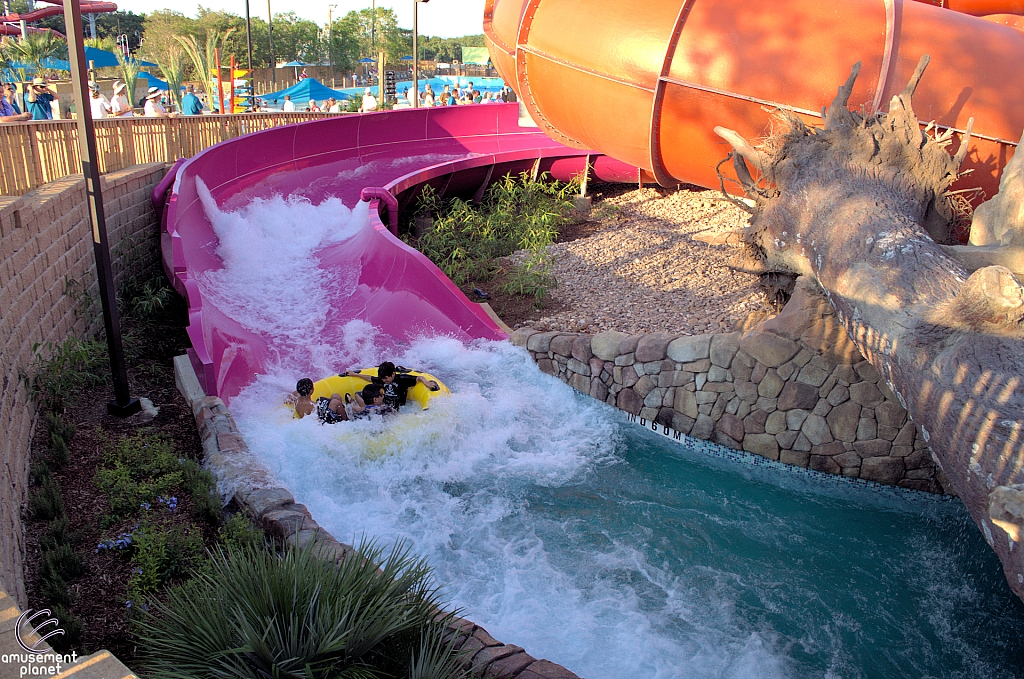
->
xmin=288 ymin=378 xmax=316 ymax=418
xmin=343 ymin=361 xmax=439 ymax=411
xmin=350 ymin=384 xmax=394 ymax=420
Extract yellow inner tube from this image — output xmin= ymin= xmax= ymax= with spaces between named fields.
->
xmin=310 ymin=367 xmax=450 ymax=411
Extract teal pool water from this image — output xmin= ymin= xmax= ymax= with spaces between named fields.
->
xmin=233 ymin=338 xmax=1024 ymax=679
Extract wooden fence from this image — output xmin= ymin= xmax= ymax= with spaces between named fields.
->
xmin=0 ymin=112 xmax=336 ymax=196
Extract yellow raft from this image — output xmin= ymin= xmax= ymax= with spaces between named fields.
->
xmin=310 ymin=367 xmax=450 ymax=411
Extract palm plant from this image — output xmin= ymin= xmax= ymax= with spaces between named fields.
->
xmin=174 ymin=29 xmax=234 ymax=103
xmin=115 ymin=50 xmax=141 ymax=107
xmin=134 ymin=539 xmax=471 ymax=679
xmin=3 ymin=32 xmax=67 ymax=79
xmin=156 ymin=46 xmax=185 ymax=113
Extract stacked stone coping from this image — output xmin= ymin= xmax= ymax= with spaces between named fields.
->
xmin=511 ymin=277 xmax=953 ymax=495
xmin=0 ymin=163 xmax=167 ymax=607
xmin=173 ymin=356 xmax=583 ymax=679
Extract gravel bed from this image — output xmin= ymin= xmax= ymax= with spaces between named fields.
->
xmin=520 ymin=186 xmax=778 ymax=336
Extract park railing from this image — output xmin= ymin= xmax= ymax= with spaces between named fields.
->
xmin=0 ymin=112 xmax=336 ymax=196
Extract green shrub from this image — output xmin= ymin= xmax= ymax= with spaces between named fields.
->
xmin=45 ymin=412 xmax=76 ymax=467
xmin=41 ymin=542 xmax=85 ymax=583
xmin=127 ymin=523 xmax=205 ymax=604
xmin=413 ymin=173 xmax=577 ymax=289
xmin=182 ymin=460 xmax=220 ymax=526
xmin=135 ymin=540 xmax=470 ymax=679
xmin=47 ymin=605 xmax=84 ymax=654
xmin=30 ymin=476 xmax=64 ymax=521
xmin=30 ymin=460 xmax=51 ymax=487
xmin=95 ymin=433 xmax=182 ymax=520
xmin=39 ymin=514 xmax=75 ymax=553
xmin=24 ymin=338 xmax=107 ymax=411
xmin=217 ymin=513 xmax=266 ymax=553
xmin=120 ymin=274 xmax=172 ymax=321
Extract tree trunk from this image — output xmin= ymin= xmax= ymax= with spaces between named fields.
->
xmin=716 ymin=56 xmax=1024 ymax=601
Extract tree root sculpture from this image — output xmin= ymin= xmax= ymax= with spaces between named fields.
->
xmin=715 ymin=55 xmax=1024 ymax=600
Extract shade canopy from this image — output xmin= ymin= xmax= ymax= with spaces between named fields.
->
xmin=84 ymin=46 xmax=158 ymax=68
xmin=280 ymin=60 xmax=308 ymax=67
xmin=141 ymin=72 xmax=168 ymax=89
xmin=357 ymin=57 xmax=376 ymax=63
xmin=262 ymin=77 xmax=350 ymax=103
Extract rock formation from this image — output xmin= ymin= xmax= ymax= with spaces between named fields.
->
xmin=714 ymin=56 xmax=1024 ymax=599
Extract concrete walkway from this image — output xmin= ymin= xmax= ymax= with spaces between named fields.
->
xmin=0 ymin=590 xmax=136 ymax=679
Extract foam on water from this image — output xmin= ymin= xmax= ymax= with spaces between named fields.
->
xmin=205 ymin=190 xmax=1024 ymax=679
xmin=194 ymin=176 xmax=369 ymax=353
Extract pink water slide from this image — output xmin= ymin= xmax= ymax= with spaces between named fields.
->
xmin=157 ymin=105 xmax=638 ymax=403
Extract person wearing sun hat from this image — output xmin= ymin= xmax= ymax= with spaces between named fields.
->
xmin=109 ymin=81 xmax=133 ymax=117
xmin=88 ymin=81 xmax=111 ymax=119
xmin=143 ymin=86 xmax=173 ymax=118
xmin=25 ymin=77 xmax=55 ymax=120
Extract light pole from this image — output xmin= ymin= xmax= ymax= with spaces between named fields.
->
xmin=327 ymin=4 xmax=337 ymax=88
xmin=371 ymin=0 xmax=376 ymax=57
xmin=413 ymin=0 xmax=429 ymax=107
xmin=267 ymin=0 xmax=275 ymax=90
xmin=244 ymin=0 xmax=253 ymax=70
xmin=61 ymin=0 xmax=140 ymax=417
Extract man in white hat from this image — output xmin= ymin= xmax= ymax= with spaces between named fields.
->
xmin=360 ymin=87 xmax=378 ymax=113
xmin=88 ymin=81 xmax=111 ymax=119
xmin=143 ymin=86 xmax=174 ymax=118
xmin=25 ymin=77 xmax=55 ymax=120
xmin=109 ymin=81 xmax=133 ymax=117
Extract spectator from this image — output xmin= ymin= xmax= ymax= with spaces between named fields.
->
xmin=282 ymin=94 xmax=295 ymax=112
xmin=180 ymin=84 xmax=203 ymax=115
xmin=472 ymin=90 xmax=482 ymax=104
xmin=360 ymin=87 xmax=378 ymax=112
xmin=109 ymin=81 xmax=133 ymax=117
xmin=25 ymin=77 xmax=55 ymax=120
xmin=143 ymin=87 xmax=174 ymax=117
xmin=87 ymin=81 xmax=111 ymax=119
xmin=308 ymin=99 xmax=320 ymax=112
xmin=298 ymin=68 xmax=309 ymax=80
xmin=0 ymin=83 xmax=30 ymax=122
xmin=328 ymin=97 xmax=342 ymax=113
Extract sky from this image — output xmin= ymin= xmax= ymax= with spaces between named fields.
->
xmin=112 ymin=0 xmax=490 ymax=38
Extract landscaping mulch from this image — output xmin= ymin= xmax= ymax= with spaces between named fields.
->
xmin=22 ymin=293 xmax=205 ymax=662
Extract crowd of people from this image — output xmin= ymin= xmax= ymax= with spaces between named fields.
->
xmin=1 ymin=76 xmax=520 ymax=121
xmin=0 ymin=77 xmax=209 ymax=121
xmin=288 ymin=362 xmax=441 ymax=425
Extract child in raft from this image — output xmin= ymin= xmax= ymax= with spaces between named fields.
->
xmin=343 ymin=361 xmax=439 ymax=411
xmin=288 ymin=378 xmax=393 ymax=424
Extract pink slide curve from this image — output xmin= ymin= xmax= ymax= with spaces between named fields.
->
xmin=158 ymin=104 xmax=638 ymax=403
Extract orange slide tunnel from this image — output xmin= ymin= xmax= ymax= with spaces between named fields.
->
xmin=484 ymin=0 xmax=1024 ymax=202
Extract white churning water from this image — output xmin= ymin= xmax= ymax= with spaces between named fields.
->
xmin=197 ymin=188 xmax=1024 ymax=679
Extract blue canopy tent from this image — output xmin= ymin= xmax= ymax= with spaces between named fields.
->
xmin=83 ymin=47 xmax=158 ymax=69
xmin=140 ymin=72 xmax=168 ymax=90
xmin=262 ymin=77 xmax=350 ymax=107
xmin=357 ymin=57 xmax=375 ymax=63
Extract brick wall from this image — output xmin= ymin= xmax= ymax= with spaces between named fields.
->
xmin=0 ymin=163 xmax=167 ymax=607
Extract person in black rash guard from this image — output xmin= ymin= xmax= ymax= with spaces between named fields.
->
xmin=343 ymin=361 xmax=439 ymax=411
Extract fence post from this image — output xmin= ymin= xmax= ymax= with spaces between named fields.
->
xmin=27 ymin=125 xmax=44 ymax=189
xmin=165 ymin=117 xmax=174 ymax=163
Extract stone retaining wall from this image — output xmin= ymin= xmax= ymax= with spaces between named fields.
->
xmin=0 ymin=164 xmax=167 ymax=607
xmin=173 ymin=356 xmax=585 ymax=679
xmin=512 ymin=277 xmax=952 ymax=494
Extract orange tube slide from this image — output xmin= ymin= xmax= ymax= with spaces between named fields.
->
xmin=484 ymin=0 xmax=1024 ymax=201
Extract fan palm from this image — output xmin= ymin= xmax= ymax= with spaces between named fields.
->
xmin=3 ymin=32 xmax=67 ymax=79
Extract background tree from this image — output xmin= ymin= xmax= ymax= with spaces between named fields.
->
xmin=2 ymin=32 xmax=67 ymax=79
xmin=267 ymin=12 xmax=323 ymax=65
xmin=137 ymin=10 xmax=197 ymax=70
